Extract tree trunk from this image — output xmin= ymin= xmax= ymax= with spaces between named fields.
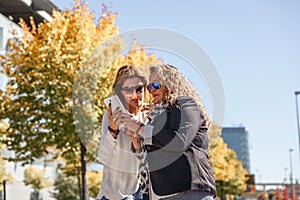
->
xmin=80 ymin=142 xmax=89 ymax=200
xmin=77 ymin=168 xmax=82 ymax=200
xmin=3 ymin=180 xmax=6 ymax=200
xmin=30 ymin=190 xmax=41 ymax=200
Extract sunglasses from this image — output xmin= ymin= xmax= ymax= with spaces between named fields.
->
xmin=121 ymin=85 xmax=145 ymax=95
xmin=147 ymin=82 xmax=161 ymax=92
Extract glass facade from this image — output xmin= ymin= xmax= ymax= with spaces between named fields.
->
xmin=222 ymin=127 xmax=251 ymax=173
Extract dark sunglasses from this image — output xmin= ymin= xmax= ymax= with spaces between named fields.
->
xmin=147 ymin=82 xmax=161 ymax=92
xmin=121 ymin=85 xmax=145 ymax=95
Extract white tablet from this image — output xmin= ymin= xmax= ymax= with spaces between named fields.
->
xmin=104 ymin=95 xmax=126 ymax=113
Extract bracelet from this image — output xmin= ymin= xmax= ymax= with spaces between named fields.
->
xmin=108 ymin=126 xmax=120 ymax=135
xmin=135 ymin=123 xmax=144 ymax=135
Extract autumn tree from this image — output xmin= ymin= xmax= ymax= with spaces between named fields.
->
xmin=0 ymin=1 xmax=120 ymax=163
xmin=0 ymin=119 xmax=13 ymax=193
xmin=52 ymin=171 xmax=80 ymax=200
xmin=52 ymin=167 xmax=102 ymax=200
xmin=0 ymin=145 xmax=12 ymax=194
xmin=209 ymin=124 xmax=248 ymax=198
xmin=23 ymin=166 xmax=52 ymax=200
xmin=87 ymin=169 xmax=102 ymax=198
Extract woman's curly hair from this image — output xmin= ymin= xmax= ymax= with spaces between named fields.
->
xmin=149 ymin=64 xmax=210 ymax=123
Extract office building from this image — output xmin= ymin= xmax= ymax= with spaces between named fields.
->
xmin=222 ymin=126 xmax=251 ymax=173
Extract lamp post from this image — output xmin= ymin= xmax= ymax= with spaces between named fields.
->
xmin=295 ymin=91 xmax=300 ymax=162
xmin=284 ymin=167 xmax=288 ymax=184
xmin=289 ymin=149 xmax=294 ymax=184
xmin=289 ymin=149 xmax=294 ymax=200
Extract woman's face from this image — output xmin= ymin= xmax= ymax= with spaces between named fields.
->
xmin=148 ymin=72 xmax=166 ymax=104
xmin=120 ymin=77 xmax=145 ymax=110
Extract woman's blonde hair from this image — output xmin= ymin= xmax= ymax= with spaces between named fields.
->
xmin=149 ymin=64 xmax=209 ymax=123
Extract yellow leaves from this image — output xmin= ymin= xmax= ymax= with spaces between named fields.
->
xmin=87 ymin=169 xmax=102 ymax=186
xmin=208 ymin=124 xmax=248 ymax=193
xmin=125 ymin=40 xmax=161 ymax=67
xmin=29 ymin=16 xmax=37 ymax=35
xmin=0 ymin=155 xmax=13 ymax=186
xmin=0 ymin=120 xmax=9 ymax=132
xmin=210 ymin=136 xmax=247 ymax=182
xmin=18 ymin=18 xmax=30 ymax=33
xmin=87 ymin=169 xmax=103 ymax=198
xmin=24 ymin=166 xmax=52 ymax=190
xmin=98 ymin=12 xmax=119 ymax=43
xmin=6 ymin=85 xmax=15 ymax=94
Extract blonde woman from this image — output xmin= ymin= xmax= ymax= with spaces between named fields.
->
xmin=117 ymin=64 xmax=216 ymax=200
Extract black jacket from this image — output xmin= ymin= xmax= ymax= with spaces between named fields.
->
xmin=145 ymin=96 xmax=216 ymax=196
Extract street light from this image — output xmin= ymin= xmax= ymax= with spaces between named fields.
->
xmin=284 ymin=167 xmax=288 ymax=184
xmin=289 ymin=149 xmax=294 ymax=184
xmin=295 ymin=91 xmax=300 ymax=162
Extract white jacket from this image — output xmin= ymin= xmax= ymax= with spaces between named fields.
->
xmin=97 ymin=111 xmax=144 ymax=200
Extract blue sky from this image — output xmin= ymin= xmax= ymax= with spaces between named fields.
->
xmin=52 ymin=0 xmax=299 ymax=184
